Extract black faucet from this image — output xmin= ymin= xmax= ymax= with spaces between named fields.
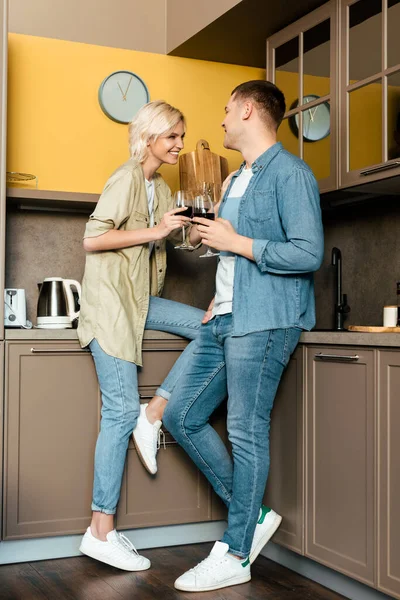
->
xmin=331 ymin=247 xmax=350 ymax=331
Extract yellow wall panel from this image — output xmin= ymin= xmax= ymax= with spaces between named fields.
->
xmin=7 ymin=34 xmax=264 ymax=194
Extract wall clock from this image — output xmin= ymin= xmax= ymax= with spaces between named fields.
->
xmin=289 ymin=95 xmax=330 ymax=142
xmin=98 ymin=70 xmax=150 ymax=124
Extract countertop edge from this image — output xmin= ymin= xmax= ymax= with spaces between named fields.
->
xmin=4 ymin=328 xmax=400 ymax=348
xmin=4 ymin=329 xmax=184 ymax=341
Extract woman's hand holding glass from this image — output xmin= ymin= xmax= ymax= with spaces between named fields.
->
xmin=173 ymin=190 xmax=195 ymax=250
xmin=153 ymin=190 xmax=191 ymax=243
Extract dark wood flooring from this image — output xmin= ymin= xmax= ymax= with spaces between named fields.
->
xmin=0 ymin=542 xmax=348 ymax=600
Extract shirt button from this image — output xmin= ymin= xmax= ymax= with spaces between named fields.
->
xmin=156 ymin=246 xmax=160 ymax=250
xmin=159 ymin=269 xmax=162 ymax=273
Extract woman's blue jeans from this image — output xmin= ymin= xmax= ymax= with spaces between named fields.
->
xmin=163 ymin=314 xmax=301 ymax=558
xmin=90 ymin=296 xmax=204 ymax=515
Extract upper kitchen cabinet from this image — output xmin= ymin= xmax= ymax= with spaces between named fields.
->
xmin=0 ymin=0 xmax=7 ymax=340
xmin=340 ymin=0 xmax=400 ymax=187
xmin=267 ymin=1 xmax=338 ymax=193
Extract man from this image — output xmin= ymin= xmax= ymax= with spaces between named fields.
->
xmin=163 ymin=80 xmax=324 ymax=593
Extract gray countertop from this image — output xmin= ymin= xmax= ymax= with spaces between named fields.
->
xmin=300 ymin=330 xmax=400 ymax=348
xmin=5 ymin=328 xmax=400 ymax=348
xmin=4 ymin=328 xmax=184 ymax=341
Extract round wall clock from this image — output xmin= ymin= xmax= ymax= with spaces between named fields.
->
xmin=289 ymin=95 xmax=330 ymax=142
xmin=98 ymin=70 xmax=150 ymax=124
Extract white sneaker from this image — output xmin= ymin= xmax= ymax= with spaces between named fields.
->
xmin=132 ymin=403 xmax=163 ymax=474
xmin=174 ymin=541 xmax=251 ymax=592
xmin=79 ymin=527 xmax=151 ymax=571
xmin=249 ymin=505 xmax=282 ymax=564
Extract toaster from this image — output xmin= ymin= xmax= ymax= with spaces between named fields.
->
xmin=4 ymin=288 xmax=29 ymax=328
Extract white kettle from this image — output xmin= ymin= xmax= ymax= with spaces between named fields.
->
xmin=37 ymin=277 xmax=81 ymax=329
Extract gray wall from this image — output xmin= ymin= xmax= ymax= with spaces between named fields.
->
xmin=315 ymin=197 xmax=400 ymax=330
xmin=6 ymin=197 xmax=400 ymax=331
xmin=5 ymin=209 xmax=216 ymax=326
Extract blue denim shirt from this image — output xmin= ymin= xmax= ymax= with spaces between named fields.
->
xmin=221 ymin=142 xmax=324 ymax=334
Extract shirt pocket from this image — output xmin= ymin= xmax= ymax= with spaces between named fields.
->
xmin=127 ymin=210 xmax=149 ymax=230
xmin=244 ymin=190 xmax=275 ymax=223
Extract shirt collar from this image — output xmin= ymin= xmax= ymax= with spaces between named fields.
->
xmin=236 ymin=142 xmax=283 ymax=176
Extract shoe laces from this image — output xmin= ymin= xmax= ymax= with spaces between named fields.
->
xmin=115 ymin=532 xmax=140 ymax=556
xmin=157 ymin=428 xmax=166 ymax=451
xmin=189 ymin=554 xmax=227 ymax=575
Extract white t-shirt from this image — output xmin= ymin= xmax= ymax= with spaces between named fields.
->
xmin=145 ymin=178 xmax=155 ymax=255
xmin=212 ymin=167 xmax=253 ymax=316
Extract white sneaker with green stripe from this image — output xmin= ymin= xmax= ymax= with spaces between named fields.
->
xmin=249 ymin=505 xmax=282 ymax=564
xmin=174 ymin=541 xmax=251 ymax=592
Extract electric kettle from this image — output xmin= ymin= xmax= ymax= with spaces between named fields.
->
xmin=36 ymin=277 xmax=81 ymax=329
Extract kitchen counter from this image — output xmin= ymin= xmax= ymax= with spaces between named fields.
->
xmin=4 ymin=328 xmax=184 ymax=341
xmin=300 ymin=330 xmax=400 ymax=347
xmin=5 ymin=328 xmax=400 ymax=347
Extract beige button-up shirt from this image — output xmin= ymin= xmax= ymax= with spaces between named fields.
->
xmin=77 ymin=159 xmax=186 ymax=365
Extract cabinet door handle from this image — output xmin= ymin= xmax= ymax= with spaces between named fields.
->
xmin=315 ymin=352 xmax=359 ymax=362
xmin=30 ymin=347 xmax=90 ymax=354
xmin=360 ymin=161 xmax=400 ymax=176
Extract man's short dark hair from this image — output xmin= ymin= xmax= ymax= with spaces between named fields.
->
xmin=231 ymin=80 xmax=286 ymax=130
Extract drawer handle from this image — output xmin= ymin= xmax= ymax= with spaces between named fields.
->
xmin=315 ymin=353 xmax=359 ymax=362
xmin=360 ymin=161 xmax=400 ymax=176
xmin=142 ymin=347 xmax=186 ymax=352
xmin=30 ymin=347 xmax=90 ymax=354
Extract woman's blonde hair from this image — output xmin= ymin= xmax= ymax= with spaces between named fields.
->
xmin=128 ymin=100 xmax=186 ymax=163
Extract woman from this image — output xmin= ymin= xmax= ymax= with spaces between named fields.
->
xmin=77 ymin=100 xmax=204 ymax=571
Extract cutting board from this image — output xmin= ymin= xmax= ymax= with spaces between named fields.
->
xmin=179 ymin=140 xmax=229 ymax=199
xmin=348 ymin=325 xmax=400 ymax=333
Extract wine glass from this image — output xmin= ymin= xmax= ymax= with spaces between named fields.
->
xmin=193 ymin=187 xmax=220 ymax=258
xmin=174 ymin=190 xmax=194 ymax=250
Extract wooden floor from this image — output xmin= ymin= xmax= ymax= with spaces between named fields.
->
xmin=0 ymin=542 xmax=348 ymax=600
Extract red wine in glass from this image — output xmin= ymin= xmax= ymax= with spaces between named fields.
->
xmin=180 ymin=206 xmax=193 ymax=218
xmin=193 ymin=210 xmax=215 ymax=220
xmin=193 ymin=193 xmax=219 ymax=258
xmin=174 ymin=190 xmax=194 ymax=250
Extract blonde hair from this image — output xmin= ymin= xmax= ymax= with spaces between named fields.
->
xmin=128 ymin=100 xmax=186 ymax=162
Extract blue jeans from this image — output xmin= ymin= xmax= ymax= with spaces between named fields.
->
xmin=163 ymin=314 xmax=301 ymax=558
xmin=90 ymin=296 xmax=204 ymax=514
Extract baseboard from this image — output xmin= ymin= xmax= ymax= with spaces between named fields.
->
xmin=261 ymin=542 xmax=394 ymax=600
xmin=0 ymin=521 xmax=227 ymax=565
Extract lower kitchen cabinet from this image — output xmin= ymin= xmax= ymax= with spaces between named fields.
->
xmin=116 ymin=438 xmax=211 ymax=529
xmin=116 ymin=398 xmax=227 ymax=529
xmin=3 ymin=337 xmax=225 ymax=540
xmin=264 ymin=345 xmax=304 ymax=554
xmin=0 ymin=343 xmax=4 ymax=539
xmin=306 ymin=346 xmax=375 ymax=586
xmin=3 ymin=341 xmax=100 ymax=539
xmin=378 ymin=350 xmax=400 ymax=600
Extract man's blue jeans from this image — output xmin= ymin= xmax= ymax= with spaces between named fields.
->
xmin=90 ymin=296 xmax=204 ymax=515
xmin=163 ymin=314 xmax=301 ymax=558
